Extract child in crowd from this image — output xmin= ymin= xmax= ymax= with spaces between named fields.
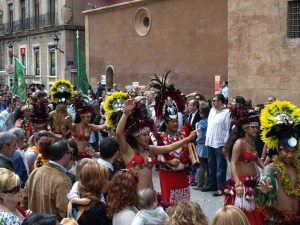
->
xmin=67 ymin=158 xmax=105 ymax=205
xmin=164 ymin=201 xmax=208 ymax=225
xmin=211 ymin=205 xmax=250 ymax=225
xmin=193 ymin=106 xmax=210 ymax=191
xmin=131 ymin=188 xmax=168 ymax=225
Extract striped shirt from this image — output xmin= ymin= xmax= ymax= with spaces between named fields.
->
xmin=205 ymin=107 xmax=231 ymax=148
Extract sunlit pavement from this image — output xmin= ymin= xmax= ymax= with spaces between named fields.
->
xmin=152 ymin=169 xmax=224 ymax=223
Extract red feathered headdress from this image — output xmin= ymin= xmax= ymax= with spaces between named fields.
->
xmin=230 ymin=104 xmax=259 ymax=128
xmin=148 ymin=71 xmax=185 ymax=120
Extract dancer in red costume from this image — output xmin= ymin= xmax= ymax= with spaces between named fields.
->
xmin=149 ymin=72 xmax=192 ymax=206
xmin=222 ymin=104 xmax=264 ymax=225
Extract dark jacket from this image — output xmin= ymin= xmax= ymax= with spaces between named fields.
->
xmin=0 ymin=154 xmax=15 ymax=172
xmin=76 ymin=202 xmax=111 ymax=225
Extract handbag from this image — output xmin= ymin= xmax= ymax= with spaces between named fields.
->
xmin=60 ymin=202 xmax=85 ymax=225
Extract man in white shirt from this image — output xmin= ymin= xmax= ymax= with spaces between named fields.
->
xmin=202 ymin=94 xmax=230 ymax=196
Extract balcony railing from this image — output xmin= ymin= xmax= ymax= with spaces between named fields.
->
xmin=2 ymin=12 xmax=56 ymax=34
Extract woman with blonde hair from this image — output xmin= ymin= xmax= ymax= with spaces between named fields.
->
xmin=106 ymin=168 xmax=139 ymax=225
xmin=0 ymin=168 xmax=32 ymax=224
xmin=74 ymin=163 xmax=111 ymax=225
xmin=164 ymin=201 xmax=208 ymax=225
xmin=211 ymin=205 xmax=250 ymax=225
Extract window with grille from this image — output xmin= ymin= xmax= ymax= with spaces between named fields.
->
xmin=21 ymin=0 xmax=25 ymax=30
xmin=288 ymin=1 xmax=300 ymax=38
xmin=49 ymin=46 xmax=56 ymax=76
xmin=34 ymin=47 xmax=40 ymax=75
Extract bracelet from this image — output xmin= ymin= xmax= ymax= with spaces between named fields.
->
xmin=123 ymin=110 xmax=131 ymax=116
xmin=234 ymin=181 xmax=243 ymax=188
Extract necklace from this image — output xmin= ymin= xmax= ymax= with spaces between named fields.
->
xmin=243 ymin=138 xmax=256 ymax=151
xmin=273 ymin=155 xmax=300 ymax=197
xmin=54 ymin=109 xmax=68 ymax=129
xmin=21 ymin=117 xmax=34 ymax=139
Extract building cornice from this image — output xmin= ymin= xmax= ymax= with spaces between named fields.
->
xmin=83 ymin=0 xmax=162 ymax=15
xmin=0 ymin=25 xmax=85 ymax=40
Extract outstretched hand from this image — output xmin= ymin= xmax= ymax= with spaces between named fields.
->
xmin=187 ymin=129 xmax=198 ymax=141
xmin=257 ymin=178 xmax=273 ymax=194
xmin=122 ymin=99 xmax=136 ymax=111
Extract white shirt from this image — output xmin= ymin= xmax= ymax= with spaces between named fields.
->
xmin=205 ymin=107 xmax=230 ymax=148
xmin=131 ymin=206 xmax=168 ymax=225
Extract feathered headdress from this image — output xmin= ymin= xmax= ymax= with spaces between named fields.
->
xmin=104 ymin=91 xmax=130 ymax=128
xmin=30 ymin=91 xmax=49 ymax=127
xmin=230 ymin=104 xmax=259 ymax=129
xmin=260 ymin=100 xmax=300 ymax=151
xmin=50 ymin=80 xmax=74 ymax=103
xmin=124 ymin=98 xmax=155 ymax=138
xmin=72 ymin=92 xmax=94 ymax=115
xmin=148 ymin=71 xmax=185 ymax=120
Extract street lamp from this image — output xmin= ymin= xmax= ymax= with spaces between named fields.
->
xmin=53 ymin=35 xmax=64 ymax=53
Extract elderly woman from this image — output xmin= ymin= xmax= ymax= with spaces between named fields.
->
xmin=223 ymin=104 xmax=264 ymax=225
xmin=116 ymin=99 xmax=197 ymax=189
xmin=106 ymin=169 xmax=139 ymax=225
xmin=0 ymin=168 xmax=31 ymax=224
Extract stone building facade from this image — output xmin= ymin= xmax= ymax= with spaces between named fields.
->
xmin=0 ymin=0 xmax=85 ymax=90
xmin=229 ymin=0 xmax=300 ymax=105
xmin=84 ymin=0 xmax=228 ymax=98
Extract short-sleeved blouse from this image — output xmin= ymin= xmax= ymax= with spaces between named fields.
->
xmin=0 ymin=210 xmax=23 ymax=225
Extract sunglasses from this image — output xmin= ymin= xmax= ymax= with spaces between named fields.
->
xmin=2 ymin=184 xmax=22 ymax=194
xmin=66 ymin=149 xmax=74 ymax=160
xmin=212 ymin=99 xmax=218 ymax=102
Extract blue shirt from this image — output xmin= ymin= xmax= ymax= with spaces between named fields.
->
xmin=49 ymin=161 xmax=67 ymax=173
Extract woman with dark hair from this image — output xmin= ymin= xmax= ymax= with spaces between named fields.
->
xmin=222 ymin=104 xmax=264 ymax=225
xmin=116 ymin=99 xmax=197 ymax=189
xmin=67 ymin=92 xmax=107 ymax=160
xmin=22 ymin=213 xmax=58 ymax=225
xmin=106 ymin=169 xmax=139 ymax=225
xmin=231 ymin=96 xmax=246 ymax=106
xmin=14 ymin=105 xmax=34 ymax=140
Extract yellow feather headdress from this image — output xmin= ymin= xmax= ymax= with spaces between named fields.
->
xmin=260 ymin=100 xmax=300 ymax=151
xmin=104 ymin=91 xmax=130 ymax=128
xmin=50 ymin=80 xmax=74 ymax=103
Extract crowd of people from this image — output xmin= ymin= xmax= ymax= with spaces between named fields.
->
xmin=0 ymin=74 xmax=299 ymax=225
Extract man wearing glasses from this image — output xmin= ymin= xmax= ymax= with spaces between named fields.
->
xmin=23 ymin=140 xmax=73 ymax=221
xmin=202 ymin=94 xmax=230 ymax=197
xmin=0 ymin=132 xmax=18 ymax=172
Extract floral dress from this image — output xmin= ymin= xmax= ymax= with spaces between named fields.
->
xmin=0 ymin=210 xmax=23 ymax=225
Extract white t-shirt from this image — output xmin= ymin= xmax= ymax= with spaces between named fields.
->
xmin=131 ymin=206 xmax=168 ymax=225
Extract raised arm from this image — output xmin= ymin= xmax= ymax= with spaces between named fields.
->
xmin=115 ymin=99 xmax=135 ymax=156
xmin=91 ymin=123 xmax=107 ymax=132
xmin=149 ymin=130 xmax=197 ymax=155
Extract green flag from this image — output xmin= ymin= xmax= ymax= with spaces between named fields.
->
xmin=76 ymin=31 xmax=89 ymax=95
xmin=12 ymin=57 xmax=26 ymax=101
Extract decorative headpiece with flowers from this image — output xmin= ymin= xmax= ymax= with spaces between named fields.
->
xmin=148 ymin=71 xmax=185 ymax=121
xmin=72 ymin=91 xmax=94 ymax=115
xmin=50 ymin=79 xmax=74 ymax=103
xmin=260 ymin=100 xmax=300 ymax=151
xmin=104 ymin=91 xmax=130 ymax=128
xmin=230 ymin=104 xmax=260 ymax=129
